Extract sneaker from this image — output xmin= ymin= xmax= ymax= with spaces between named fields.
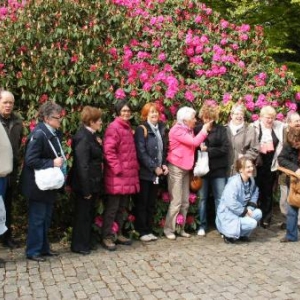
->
xmin=223 ymin=236 xmax=236 ymax=244
xmin=280 ymin=222 xmax=286 ymax=230
xmin=148 ymin=233 xmax=158 ymax=241
xmin=197 ymin=228 xmax=206 ymax=236
xmin=116 ymin=235 xmax=132 ymax=246
xmin=102 ymin=238 xmax=116 ymax=251
xmin=140 ymin=234 xmax=152 ymax=242
xmin=179 ymin=230 xmax=191 ymax=238
xmin=164 ymin=232 xmax=176 ymax=240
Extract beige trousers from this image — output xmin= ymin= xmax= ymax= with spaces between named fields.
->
xmin=164 ymin=163 xmax=190 ymax=234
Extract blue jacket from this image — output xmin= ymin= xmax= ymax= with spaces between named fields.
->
xmin=216 ymin=174 xmax=258 ymax=238
xmin=134 ymin=122 xmax=167 ymax=182
xmin=21 ymin=122 xmax=63 ymax=203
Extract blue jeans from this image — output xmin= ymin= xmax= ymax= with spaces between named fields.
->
xmin=198 ymin=177 xmax=227 ymax=230
xmin=0 ymin=177 xmax=7 ymax=197
xmin=26 ymin=201 xmax=54 ymax=257
xmin=286 ymin=203 xmax=299 ymax=241
xmin=240 ymin=208 xmax=262 ymax=237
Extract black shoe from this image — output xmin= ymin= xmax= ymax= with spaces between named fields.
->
xmin=280 ymin=222 xmax=287 ymax=230
xmin=238 ymin=236 xmax=250 ymax=242
xmin=280 ymin=237 xmax=296 ymax=243
xmin=71 ymin=250 xmax=91 ymax=255
xmin=3 ymin=238 xmax=20 ymax=249
xmin=27 ymin=255 xmax=47 ymax=262
xmin=260 ymin=221 xmax=270 ymax=229
xmin=223 ymin=236 xmax=236 ymax=244
xmin=0 ymin=258 xmax=5 ymax=268
xmin=42 ymin=251 xmax=59 ymax=257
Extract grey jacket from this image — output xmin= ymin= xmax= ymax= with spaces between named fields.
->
xmin=226 ymin=124 xmax=259 ymax=176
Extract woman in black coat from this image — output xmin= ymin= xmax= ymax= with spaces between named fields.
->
xmin=134 ymin=103 xmax=168 ymax=242
xmin=22 ymin=101 xmax=65 ymax=262
xmin=194 ymin=102 xmax=229 ymax=237
xmin=70 ymin=106 xmax=103 ymax=255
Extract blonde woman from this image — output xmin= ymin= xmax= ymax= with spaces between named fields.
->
xmin=195 ymin=101 xmax=229 ymax=237
xmin=250 ymin=105 xmax=285 ymax=228
xmin=226 ymin=104 xmax=259 ymax=176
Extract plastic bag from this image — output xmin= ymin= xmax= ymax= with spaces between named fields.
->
xmin=193 ymin=150 xmax=209 ymax=177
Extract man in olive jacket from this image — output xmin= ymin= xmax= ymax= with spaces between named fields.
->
xmin=0 ymin=90 xmax=23 ymax=248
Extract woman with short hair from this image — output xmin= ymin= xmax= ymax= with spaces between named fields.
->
xmin=102 ymin=100 xmax=140 ymax=250
xmin=251 ymin=105 xmax=285 ymax=228
xmin=226 ymin=104 xmax=259 ymax=176
xmin=134 ymin=103 xmax=168 ymax=242
xmin=70 ymin=106 xmax=103 ymax=255
xmin=22 ymin=101 xmax=65 ymax=261
xmin=163 ymin=106 xmax=212 ymax=240
xmin=195 ymin=101 xmax=229 ymax=237
xmin=216 ymin=157 xmax=262 ymax=243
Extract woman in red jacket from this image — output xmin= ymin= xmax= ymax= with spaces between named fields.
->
xmin=102 ymin=100 xmax=140 ymax=251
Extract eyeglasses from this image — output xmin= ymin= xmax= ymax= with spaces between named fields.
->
xmin=51 ymin=116 xmax=62 ymax=120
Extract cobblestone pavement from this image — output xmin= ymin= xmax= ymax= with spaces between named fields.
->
xmin=0 ymin=215 xmax=300 ymax=300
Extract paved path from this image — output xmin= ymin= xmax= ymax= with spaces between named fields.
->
xmin=0 ymin=217 xmax=300 ymax=300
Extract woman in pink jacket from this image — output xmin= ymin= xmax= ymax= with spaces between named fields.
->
xmin=164 ymin=107 xmax=212 ymax=240
xmin=102 ymin=100 xmax=140 ymax=251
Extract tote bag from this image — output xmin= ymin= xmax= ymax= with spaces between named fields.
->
xmin=193 ymin=150 xmax=209 ymax=177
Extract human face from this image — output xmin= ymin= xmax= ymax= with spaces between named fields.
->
xmin=289 ymin=114 xmax=300 ymax=128
xmin=90 ymin=118 xmax=102 ymax=131
xmin=45 ymin=114 xmax=63 ymax=130
xmin=0 ymin=94 xmax=14 ymax=118
xmin=119 ymin=105 xmax=131 ymax=121
xmin=202 ymin=116 xmax=213 ymax=124
xmin=261 ymin=114 xmax=274 ymax=129
xmin=240 ymin=160 xmax=254 ymax=181
xmin=147 ymin=107 xmax=159 ymax=125
xmin=231 ymin=111 xmax=244 ymax=126
xmin=184 ymin=114 xmax=197 ymax=129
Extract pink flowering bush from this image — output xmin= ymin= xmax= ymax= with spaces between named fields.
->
xmin=0 ymin=0 xmax=299 ymax=238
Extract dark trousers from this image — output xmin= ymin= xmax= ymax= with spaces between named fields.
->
xmin=26 ymin=200 xmax=53 ymax=257
xmin=71 ymin=194 xmax=95 ymax=252
xmin=134 ymin=180 xmax=159 ymax=236
xmin=102 ymin=195 xmax=129 ymax=239
xmin=255 ymin=167 xmax=277 ymax=224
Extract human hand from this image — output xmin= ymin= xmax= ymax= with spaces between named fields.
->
xmin=54 ymin=157 xmax=63 ymax=167
xmin=202 ymin=120 xmax=213 ymax=133
xmin=155 ymin=167 xmax=163 ymax=176
xmin=246 ymin=208 xmax=253 ymax=217
xmin=162 ymin=165 xmax=169 ymax=175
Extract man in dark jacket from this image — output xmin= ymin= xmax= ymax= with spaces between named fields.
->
xmin=0 ymin=90 xmax=23 ymax=248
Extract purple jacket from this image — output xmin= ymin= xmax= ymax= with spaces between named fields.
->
xmin=103 ymin=117 xmax=140 ymax=195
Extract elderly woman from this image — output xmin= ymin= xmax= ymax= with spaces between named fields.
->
xmin=278 ymin=127 xmax=300 ymax=242
xmin=22 ymin=102 xmax=66 ymax=261
xmin=134 ymin=103 xmax=168 ymax=242
xmin=195 ymin=101 xmax=229 ymax=237
xmin=102 ymin=100 xmax=140 ymax=251
xmin=227 ymin=104 xmax=259 ymax=176
xmin=216 ymin=157 xmax=262 ymax=243
xmin=70 ymin=106 xmax=103 ymax=255
xmin=164 ymin=106 xmax=212 ymax=240
xmin=251 ymin=105 xmax=285 ymax=228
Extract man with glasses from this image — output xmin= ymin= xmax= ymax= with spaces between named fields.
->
xmin=0 ymin=90 xmax=23 ymax=249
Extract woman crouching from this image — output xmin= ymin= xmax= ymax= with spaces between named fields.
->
xmin=216 ymin=157 xmax=262 ymax=243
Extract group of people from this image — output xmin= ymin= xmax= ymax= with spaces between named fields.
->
xmin=1 ymin=88 xmax=300 ymax=264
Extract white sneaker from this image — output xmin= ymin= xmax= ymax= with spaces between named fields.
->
xmin=148 ymin=233 xmax=158 ymax=241
xmin=140 ymin=234 xmax=152 ymax=242
xmin=164 ymin=232 xmax=176 ymax=240
xmin=180 ymin=231 xmax=191 ymax=238
xmin=197 ymin=228 xmax=206 ymax=236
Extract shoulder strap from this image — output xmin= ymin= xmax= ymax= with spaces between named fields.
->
xmin=139 ymin=125 xmax=148 ymax=138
